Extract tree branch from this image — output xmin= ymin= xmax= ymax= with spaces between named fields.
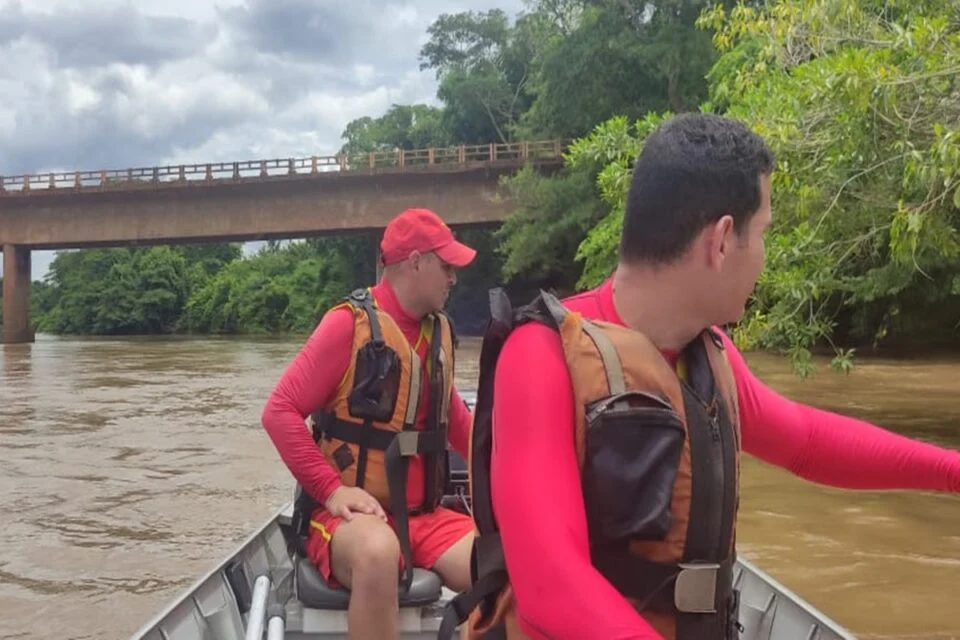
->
xmin=883 ymin=67 xmax=960 ymax=86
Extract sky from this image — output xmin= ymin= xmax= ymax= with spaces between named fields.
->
xmin=0 ymin=0 xmax=528 ymax=279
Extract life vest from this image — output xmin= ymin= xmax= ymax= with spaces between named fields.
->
xmin=289 ymin=288 xmax=456 ymax=590
xmin=440 ymin=288 xmax=742 ymax=640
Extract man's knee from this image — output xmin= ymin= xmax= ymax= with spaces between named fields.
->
xmin=331 ymin=516 xmax=401 ymax=591
xmin=352 ymin=528 xmax=401 ymax=586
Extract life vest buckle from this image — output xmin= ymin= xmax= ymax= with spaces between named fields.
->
xmin=675 ymin=562 xmax=721 ymax=613
xmin=396 ymin=431 xmax=421 ymax=457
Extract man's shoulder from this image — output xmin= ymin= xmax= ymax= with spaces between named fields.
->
xmin=492 ymin=319 xmax=569 ymax=393
xmin=309 ymin=304 xmax=357 ymax=344
xmin=321 ymin=301 xmax=358 ymax=322
xmin=497 ymin=316 xmax=566 ymax=367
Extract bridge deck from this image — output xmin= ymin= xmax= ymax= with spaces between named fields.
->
xmin=0 ymin=140 xmax=565 ymax=198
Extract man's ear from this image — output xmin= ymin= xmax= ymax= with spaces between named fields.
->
xmin=408 ymin=250 xmax=422 ymax=271
xmin=707 ymin=214 xmax=735 ymax=270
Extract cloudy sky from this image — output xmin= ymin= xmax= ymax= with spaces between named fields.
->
xmin=0 ymin=0 xmax=527 ymax=278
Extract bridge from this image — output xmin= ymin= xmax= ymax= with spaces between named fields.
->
xmin=0 ymin=139 xmax=566 ymax=343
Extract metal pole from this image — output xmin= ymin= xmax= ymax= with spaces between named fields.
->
xmin=245 ymin=575 xmax=271 ymax=640
xmin=266 ymin=603 xmax=286 ymax=640
xmin=267 ymin=616 xmax=285 ymax=640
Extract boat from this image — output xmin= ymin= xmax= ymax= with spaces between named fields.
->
xmin=129 ymin=392 xmax=859 ymax=640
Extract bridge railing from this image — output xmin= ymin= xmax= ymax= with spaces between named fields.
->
xmin=0 ymin=139 xmax=566 ymax=195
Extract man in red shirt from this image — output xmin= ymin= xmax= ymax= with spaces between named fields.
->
xmin=261 ymin=208 xmax=478 ymax=639
xmin=451 ymin=113 xmax=960 ymax=639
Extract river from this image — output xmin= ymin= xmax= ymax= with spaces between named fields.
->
xmin=1 ymin=334 xmax=958 ymax=640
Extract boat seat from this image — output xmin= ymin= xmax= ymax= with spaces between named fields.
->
xmin=295 ymin=557 xmax=443 ymax=610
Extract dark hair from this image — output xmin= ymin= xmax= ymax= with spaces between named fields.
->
xmin=620 ymin=113 xmax=775 ymax=264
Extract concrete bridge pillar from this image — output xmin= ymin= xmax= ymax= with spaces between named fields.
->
xmin=3 ymin=244 xmax=34 ymax=344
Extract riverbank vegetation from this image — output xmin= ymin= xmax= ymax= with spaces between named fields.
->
xmin=7 ymin=0 xmax=958 ymax=375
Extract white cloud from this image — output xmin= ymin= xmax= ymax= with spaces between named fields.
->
xmin=12 ymin=0 xmax=245 ymax=26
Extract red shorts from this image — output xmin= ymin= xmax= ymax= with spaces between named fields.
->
xmin=305 ymin=506 xmax=474 ymax=588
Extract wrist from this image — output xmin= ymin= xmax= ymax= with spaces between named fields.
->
xmin=318 ymin=478 xmax=344 ymax=506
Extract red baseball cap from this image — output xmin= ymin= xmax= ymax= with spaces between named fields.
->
xmin=379 ymin=208 xmax=477 ymax=267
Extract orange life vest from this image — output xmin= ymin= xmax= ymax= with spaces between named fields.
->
xmin=440 ymin=289 xmax=742 ymax=640
xmin=292 ymin=288 xmax=455 ymax=589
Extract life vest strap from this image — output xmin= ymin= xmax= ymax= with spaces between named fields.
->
xmin=384 ymin=426 xmax=449 ymax=592
xmin=422 ymin=313 xmax=446 ymax=513
xmin=317 ymin=415 xmax=447 ymax=455
xmin=438 ymin=566 xmax=509 ymax=639
xmin=580 ymin=319 xmax=627 ymax=395
xmin=472 ymin=531 xmax=506 ymax=582
xmin=290 ymin=485 xmax=316 ymax=557
xmin=591 ymin=546 xmax=735 ymax=615
xmin=437 ymin=531 xmax=508 ymax=638
xmin=319 ymin=416 xmax=404 ymax=451
xmin=348 ymin=288 xmax=384 ymax=342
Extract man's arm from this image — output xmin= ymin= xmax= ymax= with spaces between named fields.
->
xmin=491 ymin=324 xmax=663 ymax=640
xmin=447 ymin=386 xmax=472 ymax=460
xmin=721 ymin=332 xmax=960 ymax=492
xmin=261 ymin=308 xmax=355 ymax=504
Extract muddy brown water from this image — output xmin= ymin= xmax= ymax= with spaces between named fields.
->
xmin=1 ymin=335 xmax=958 ymax=640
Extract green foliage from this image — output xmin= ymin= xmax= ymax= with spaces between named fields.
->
xmin=564 ymin=113 xmax=674 ymax=287
xmin=699 ymin=0 xmax=960 ymax=372
xmin=182 ymin=239 xmax=365 ymax=334
xmin=495 ymin=163 xmax=605 ymax=291
xmin=516 ymin=0 xmax=716 ymax=139
xmin=476 ymin=0 xmax=734 ymax=292
xmin=31 ymin=240 xmax=372 ymax=336
xmin=493 ymin=112 xmax=674 ymax=292
xmin=35 ymin=247 xmax=191 ymax=335
xmin=339 ymin=104 xmax=450 ymax=156
xmin=444 ymin=227 xmax=520 ymax=334
xmin=419 ymin=9 xmax=540 ymax=143
xmin=414 ymin=0 xmax=722 ymax=143
xmin=500 ymin=0 xmax=960 ymax=375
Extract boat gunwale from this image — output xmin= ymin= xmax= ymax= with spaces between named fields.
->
xmin=126 ymin=502 xmax=292 ymax=640
xmin=736 ymin=555 xmax=857 ymax=640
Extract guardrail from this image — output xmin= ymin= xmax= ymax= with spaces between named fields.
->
xmin=0 ymin=139 xmax=566 ymax=195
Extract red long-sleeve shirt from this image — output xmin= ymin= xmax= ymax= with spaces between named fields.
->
xmin=261 ymin=279 xmax=472 ymax=507
xmin=491 ymin=277 xmax=960 ymax=640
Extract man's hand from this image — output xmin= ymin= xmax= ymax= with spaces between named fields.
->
xmin=324 ymin=486 xmax=388 ymax=522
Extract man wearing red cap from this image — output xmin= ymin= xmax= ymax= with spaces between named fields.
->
xmin=262 ymin=207 xmax=478 ymax=639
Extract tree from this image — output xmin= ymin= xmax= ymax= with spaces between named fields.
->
xmin=517 ymin=0 xmax=716 ymax=139
xmin=561 ymin=112 xmax=675 ymax=288
xmin=339 ymin=104 xmax=449 ymax=156
xmin=495 ymin=162 xmax=607 ymax=292
xmin=697 ymin=0 xmax=960 ymax=372
xmin=419 ymin=9 xmax=540 ymax=143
